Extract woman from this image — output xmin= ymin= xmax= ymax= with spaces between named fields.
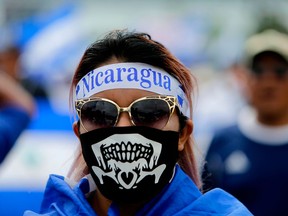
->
xmin=25 ymin=30 xmax=252 ymax=215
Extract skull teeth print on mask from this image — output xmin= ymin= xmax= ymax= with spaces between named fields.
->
xmin=92 ymin=134 xmax=166 ymax=190
xmin=80 ymin=126 xmax=179 ymax=202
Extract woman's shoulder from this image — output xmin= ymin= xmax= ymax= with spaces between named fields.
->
xmin=190 ymin=188 xmax=253 ymax=215
xmin=23 ymin=174 xmax=97 ymax=216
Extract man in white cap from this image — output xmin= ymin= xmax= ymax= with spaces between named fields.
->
xmin=204 ymin=29 xmax=288 ymax=216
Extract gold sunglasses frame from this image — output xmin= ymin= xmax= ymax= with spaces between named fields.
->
xmin=75 ymin=95 xmax=178 ymax=132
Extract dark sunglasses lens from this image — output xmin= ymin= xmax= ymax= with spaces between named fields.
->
xmin=251 ymin=66 xmax=263 ymax=76
xmin=275 ymin=67 xmax=288 ymax=77
xmin=252 ymin=66 xmax=288 ymax=78
xmin=81 ymin=100 xmax=118 ymax=130
xmin=131 ymin=99 xmax=170 ymax=129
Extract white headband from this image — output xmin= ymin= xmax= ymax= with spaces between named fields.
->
xmin=75 ymin=62 xmax=191 ymax=117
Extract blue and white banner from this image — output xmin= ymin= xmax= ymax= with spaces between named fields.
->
xmin=75 ymin=63 xmax=190 ymax=117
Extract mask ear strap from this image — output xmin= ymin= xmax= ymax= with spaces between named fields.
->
xmin=77 ymin=120 xmax=81 ymax=130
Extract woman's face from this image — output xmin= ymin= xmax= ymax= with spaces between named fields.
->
xmin=77 ymin=88 xmax=190 ymax=151
xmin=74 ymin=58 xmax=192 ymax=152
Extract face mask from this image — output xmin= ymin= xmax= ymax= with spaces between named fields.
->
xmin=80 ymin=126 xmax=179 ymax=203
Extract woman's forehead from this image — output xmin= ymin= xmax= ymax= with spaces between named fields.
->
xmin=91 ymin=89 xmax=161 ymax=106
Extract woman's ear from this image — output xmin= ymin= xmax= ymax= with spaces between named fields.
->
xmin=73 ymin=121 xmax=80 ymax=138
xmin=178 ymin=119 xmax=193 ymax=151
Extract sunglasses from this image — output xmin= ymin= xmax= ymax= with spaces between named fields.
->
xmin=251 ymin=65 xmax=288 ymax=78
xmin=75 ymin=95 xmax=179 ymax=132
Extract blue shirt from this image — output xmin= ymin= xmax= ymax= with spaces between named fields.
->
xmin=205 ymin=125 xmax=288 ymax=216
xmin=0 ymin=106 xmax=30 ymax=163
xmin=24 ymin=165 xmax=252 ymax=215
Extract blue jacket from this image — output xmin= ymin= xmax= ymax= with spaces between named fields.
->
xmin=0 ymin=106 xmax=30 ymax=163
xmin=24 ymin=165 xmax=252 ymax=215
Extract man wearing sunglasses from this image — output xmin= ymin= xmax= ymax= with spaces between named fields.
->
xmin=24 ymin=30 xmax=252 ymax=215
xmin=204 ymin=29 xmax=288 ymax=215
